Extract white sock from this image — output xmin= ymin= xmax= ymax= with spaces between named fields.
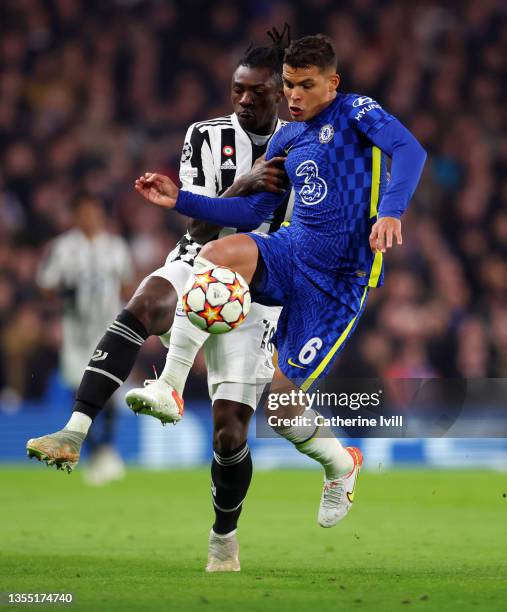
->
xmin=159 ymin=309 xmax=208 ymax=395
xmin=65 ymin=411 xmax=92 ymax=434
xmin=296 ymin=435 xmax=353 ymax=480
xmin=158 ymin=255 xmax=215 ymax=394
xmin=273 ymin=408 xmax=353 ymax=480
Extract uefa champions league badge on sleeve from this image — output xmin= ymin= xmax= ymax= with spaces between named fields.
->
xmin=181 ymin=142 xmax=193 ymax=163
xmin=319 ymin=124 xmax=334 ymax=144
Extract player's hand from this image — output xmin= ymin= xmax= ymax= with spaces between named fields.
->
xmin=369 ymin=217 xmax=402 ymax=253
xmin=246 ymin=155 xmax=289 ymax=194
xmin=134 ymin=173 xmax=178 ymax=208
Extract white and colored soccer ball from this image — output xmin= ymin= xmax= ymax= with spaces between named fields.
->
xmin=182 ymin=266 xmax=251 ymax=334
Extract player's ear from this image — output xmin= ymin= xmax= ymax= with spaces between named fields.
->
xmin=329 ymin=73 xmax=340 ymax=92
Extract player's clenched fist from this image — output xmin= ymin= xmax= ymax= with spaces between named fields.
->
xmin=134 ymin=173 xmax=179 ymax=208
xmin=369 ymin=217 xmax=402 ymax=253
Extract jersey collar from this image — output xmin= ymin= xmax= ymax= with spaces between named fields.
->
xmin=231 ymin=112 xmax=283 ymax=145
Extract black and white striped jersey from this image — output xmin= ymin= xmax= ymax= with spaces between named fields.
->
xmin=169 ymin=112 xmax=293 ymax=265
xmin=37 ymin=230 xmax=133 ymax=387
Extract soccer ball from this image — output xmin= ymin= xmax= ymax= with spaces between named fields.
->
xmin=182 ymin=266 xmax=251 ymax=334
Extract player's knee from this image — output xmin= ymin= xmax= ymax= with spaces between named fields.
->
xmin=201 ymin=236 xmax=257 ymax=284
xmin=213 ymin=422 xmax=246 ymax=455
xmin=212 ymin=400 xmax=250 ymax=454
xmin=200 ymin=240 xmax=226 ymax=266
xmin=200 ymin=235 xmax=254 ymax=266
xmin=126 ymin=277 xmax=177 ymax=336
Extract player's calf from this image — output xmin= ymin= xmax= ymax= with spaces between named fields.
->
xmin=208 ymin=400 xmax=252 ymax=572
xmin=126 ymin=276 xmax=178 ymax=337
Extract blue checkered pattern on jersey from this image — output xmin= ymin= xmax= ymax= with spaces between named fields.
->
xmin=266 ymin=92 xmax=393 ymax=289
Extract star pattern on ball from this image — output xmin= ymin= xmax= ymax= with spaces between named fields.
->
xmin=227 ymin=278 xmax=246 ymax=304
xmin=201 ymin=303 xmax=224 ymax=326
xmin=194 ymin=271 xmax=216 ymax=291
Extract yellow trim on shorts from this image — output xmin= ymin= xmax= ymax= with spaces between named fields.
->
xmin=300 ymin=286 xmax=369 ymax=392
xmin=368 ymin=146 xmax=383 ymax=288
xmin=368 ymin=251 xmax=383 ymax=288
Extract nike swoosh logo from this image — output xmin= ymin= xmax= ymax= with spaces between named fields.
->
xmin=346 ymin=469 xmax=359 ymax=503
xmin=287 ymin=358 xmax=306 ymax=369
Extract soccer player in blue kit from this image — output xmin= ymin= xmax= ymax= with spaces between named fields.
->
xmin=136 ymin=34 xmax=426 ymax=562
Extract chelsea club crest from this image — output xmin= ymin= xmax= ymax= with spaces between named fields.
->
xmin=319 ymin=124 xmax=334 ymax=144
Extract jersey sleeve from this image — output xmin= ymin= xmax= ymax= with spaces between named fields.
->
xmin=175 ymin=189 xmax=284 ymax=231
xmin=343 ymin=94 xmax=395 ymax=138
xmin=265 ymin=126 xmax=289 ymax=161
xmin=369 ymin=119 xmax=427 ymax=218
xmin=179 ymin=123 xmax=217 ymax=197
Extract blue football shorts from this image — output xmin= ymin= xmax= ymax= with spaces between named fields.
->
xmin=248 ymin=229 xmax=369 ymax=391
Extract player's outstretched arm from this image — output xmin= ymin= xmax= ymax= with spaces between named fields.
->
xmin=176 ymin=189 xmax=284 ymax=230
xmin=135 ymin=171 xmax=284 ymax=230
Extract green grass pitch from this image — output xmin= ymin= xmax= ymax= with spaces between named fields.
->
xmin=0 ymin=468 xmax=505 ymax=611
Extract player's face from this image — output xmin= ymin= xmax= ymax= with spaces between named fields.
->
xmin=231 ymin=65 xmax=283 ymax=134
xmin=282 ymin=64 xmax=340 ymax=122
xmin=75 ymin=199 xmax=106 ymax=236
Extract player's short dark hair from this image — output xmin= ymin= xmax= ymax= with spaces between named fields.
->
xmin=72 ymin=191 xmax=104 ymax=211
xmin=284 ymin=34 xmax=337 ymax=72
xmin=236 ymin=24 xmax=291 ymax=87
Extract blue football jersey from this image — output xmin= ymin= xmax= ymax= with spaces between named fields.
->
xmin=266 ymin=93 xmax=395 ymax=289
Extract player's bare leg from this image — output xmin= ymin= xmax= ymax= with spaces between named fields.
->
xmin=266 ymin=366 xmax=363 ymax=527
xmin=26 ymin=274 xmax=185 ymax=471
xmin=206 ymin=397 xmax=252 ymax=572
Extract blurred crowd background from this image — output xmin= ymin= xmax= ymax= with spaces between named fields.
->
xmin=1 ymin=0 xmax=506 ymax=407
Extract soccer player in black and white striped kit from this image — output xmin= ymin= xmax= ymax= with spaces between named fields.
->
xmin=27 ymin=34 xmax=292 ymax=571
